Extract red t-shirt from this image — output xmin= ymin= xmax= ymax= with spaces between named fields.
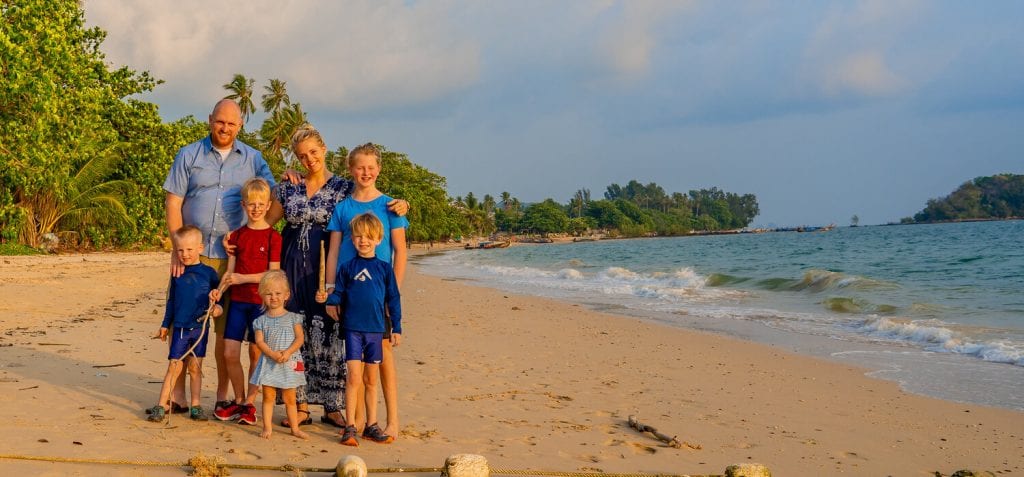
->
xmin=228 ymin=225 xmax=282 ymax=304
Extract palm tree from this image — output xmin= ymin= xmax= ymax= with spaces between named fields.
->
xmin=500 ymin=191 xmax=511 ymax=210
xmin=16 ymin=148 xmax=132 ymax=247
xmin=261 ymin=79 xmax=290 ymax=114
xmin=482 ymin=194 xmax=496 ymax=215
xmin=260 ymin=102 xmax=307 ymax=166
xmin=223 ymin=74 xmax=256 ymax=123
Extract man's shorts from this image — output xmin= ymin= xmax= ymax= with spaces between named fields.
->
xmin=168 ymin=326 xmax=209 ymax=360
xmin=198 ymin=256 xmax=230 ymax=335
xmin=343 ymin=330 xmax=384 ymax=364
xmin=223 ymin=301 xmax=263 ymax=342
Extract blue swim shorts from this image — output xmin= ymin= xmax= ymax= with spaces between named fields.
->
xmin=168 ymin=326 xmax=209 ymax=360
xmin=223 ymin=301 xmax=263 ymax=342
xmin=343 ymin=330 xmax=384 ymax=364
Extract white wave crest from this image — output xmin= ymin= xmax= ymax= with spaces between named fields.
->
xmin=856 ymin=316 xmax=1024 ymax=366
xmin=558 ymin=268 xmax=584 ymax=280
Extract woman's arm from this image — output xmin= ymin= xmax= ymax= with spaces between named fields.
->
xmin=265 ymin=197 xmax=284 ymax=227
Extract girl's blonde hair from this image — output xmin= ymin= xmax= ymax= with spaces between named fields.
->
xmin=290 ymin=123 xmax=326 ymax=151
xmin=258 ymin=269 xmax=289 ymax=297
xmin=347 ymin=142 xmax=381 ymax=168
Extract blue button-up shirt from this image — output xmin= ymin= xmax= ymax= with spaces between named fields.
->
xmin=163 ymin=136 xmax=275 ymax=259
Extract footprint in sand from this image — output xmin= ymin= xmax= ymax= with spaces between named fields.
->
xmin=226 ymin=448 xmax=262 ymax=461
xmin=400 ymin=426 xmax=439 ymax=441
xmin=602 ymin=438 xmax=657 ymax=454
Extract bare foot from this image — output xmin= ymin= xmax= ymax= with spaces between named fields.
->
xmin=260 ymin=427 xmax=272 ymax=439
xmin=291 ymin=428 xmax=309 ymax=440
xmin=384 ymin=424 xmax=399 ymax=440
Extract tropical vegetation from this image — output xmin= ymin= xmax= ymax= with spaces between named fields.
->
xmin=906 ymin=174 xmax=1024 ymax=223
xmin=0 ymin=0 xmax=760 ymax=252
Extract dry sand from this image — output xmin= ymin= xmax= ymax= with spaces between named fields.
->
xmin=1 ymin=251 xmax=1022 ymax=476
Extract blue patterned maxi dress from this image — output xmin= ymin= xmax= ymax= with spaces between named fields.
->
xmin=274 ymin=175 xmax=353 ymax=413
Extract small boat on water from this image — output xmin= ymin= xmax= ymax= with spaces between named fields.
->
xmin=465 ymin=240 xmax=511 ymax=249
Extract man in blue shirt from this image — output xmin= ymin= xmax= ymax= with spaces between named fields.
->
xmin=162 ymin=99 xmax=275 ymax=413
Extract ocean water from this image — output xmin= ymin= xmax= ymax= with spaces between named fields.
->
xmin=416 ymin=220 xmax=1024 ymax=410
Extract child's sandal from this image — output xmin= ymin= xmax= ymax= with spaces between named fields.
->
xmin=340 ymin=425 xmax=359 ymax=446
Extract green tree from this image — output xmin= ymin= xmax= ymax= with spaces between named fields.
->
xmin=223 ymin=73 xmax=256 ymax=123
xmin=1 ymin=0 xmax=194 ymax=247
xmin=258 ymin=102 xmax=306 ymax=175
xmin=522 ymin=199 xmax=569 ymax=234
xmin=261 ymin=78 xmax=290 ymax=114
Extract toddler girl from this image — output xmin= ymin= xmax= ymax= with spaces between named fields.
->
xmin=249 ymin=270 xmax=308 ymax=440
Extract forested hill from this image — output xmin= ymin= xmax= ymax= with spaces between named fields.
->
xmin=910 ymin=174 xmax=1024 ymax=223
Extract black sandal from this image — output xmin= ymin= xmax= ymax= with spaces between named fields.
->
xmin=145 ymin=402 xmax=188 ymax=415
xmin=321 ymin=414 xmax=347 ymax=428
xmin=280 ymin=409 xmax=312 ymax=427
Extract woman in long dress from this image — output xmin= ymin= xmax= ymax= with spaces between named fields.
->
xmin=266 ymin=124 xmax=407 ymax=428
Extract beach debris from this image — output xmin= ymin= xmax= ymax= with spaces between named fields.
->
xmin=18 ymin=385 xmax=37 ymax=391
xmin=188 ymin=452 xmax=230 ymax=477
xmin=40 ymin=233 xmax=59 ymax=252
xmin=336 ymin=455 xmax=367 ymax=477
xmin=951 ymin=471 xmax=996 ymax=477
xmin=724 ymin=463 xmax=772 ymax=477
xmin=442 ymin=454 xmax=489 ymax=477
xmin=628 ymin=415 xmax=701 ymax=450
xmin=92 ymin=363 xmax=125 ymax=368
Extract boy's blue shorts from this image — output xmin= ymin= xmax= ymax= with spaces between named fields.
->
xmin=168 ymin=326 xmax=209 ymax=360
xmin=223 ymin=301 xmax=263 ymax=342
xmin=343 ymin=330 xmax=384 ymax=364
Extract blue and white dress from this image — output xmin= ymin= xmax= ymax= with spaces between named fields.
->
xmin=250 ymin=311 xmax=307 ymax=389
xmin=274 ymin=175 xmax=351 ymax=410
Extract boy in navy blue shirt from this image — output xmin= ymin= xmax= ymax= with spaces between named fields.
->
xmin=317 ymin=213 xmax=401 ymax=446
xmin=147 ymin=225 xmax=222 ymax=422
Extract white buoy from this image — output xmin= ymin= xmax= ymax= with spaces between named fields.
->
xmin=442 ymin=453 xmax=489 ymax=477
xmin=336 ymin=455 xmax=367 ymax=477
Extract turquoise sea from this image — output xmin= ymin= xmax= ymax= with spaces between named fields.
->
xmin=417 ymin=220 xmax=1024 ymax=410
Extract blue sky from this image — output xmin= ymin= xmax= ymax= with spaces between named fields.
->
xmin=85 ymin=1 xmax=1024 ymax=226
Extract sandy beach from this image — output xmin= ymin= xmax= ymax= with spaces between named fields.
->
xmin=1 ymin=250 xmax=1022 ymax=476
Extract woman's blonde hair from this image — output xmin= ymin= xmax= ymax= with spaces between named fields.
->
xmin=290 ymin=123 xmax=326 ymax=151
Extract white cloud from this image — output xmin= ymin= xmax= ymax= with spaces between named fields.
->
xmin=803 ymin=0 xmax=922 ymax=99
xmin=824 ymin=51 xmax=906 ymax=97
xmin=593 ymin=0 xmax=697 ymax=84
xmin=84 ymin=0 xmax=481 ymax=113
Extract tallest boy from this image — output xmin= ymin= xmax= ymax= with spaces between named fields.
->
xmin=163 ymin=99 xmax=275 ymax=411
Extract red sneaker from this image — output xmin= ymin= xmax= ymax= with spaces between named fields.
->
xmin=213 ymin=402 xmax=242 ymax=421
xmin=237 ymin=404 xmax=257 ymax=425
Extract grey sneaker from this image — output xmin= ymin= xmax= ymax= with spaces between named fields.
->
xmin=146 ymin=405 xmax=166 ymax=422
xmin=189 ymin=405 xmax=209 ymax=421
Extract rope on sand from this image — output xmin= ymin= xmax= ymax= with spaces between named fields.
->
xmin=0 ymin=453 xmax=725 ymax=476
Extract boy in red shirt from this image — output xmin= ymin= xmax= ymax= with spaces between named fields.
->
xmin=211 ymin=178 xmax=282 ymax=424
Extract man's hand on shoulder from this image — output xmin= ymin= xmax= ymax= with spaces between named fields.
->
xmin=281 ymin=169 xmax=304 ymax=185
